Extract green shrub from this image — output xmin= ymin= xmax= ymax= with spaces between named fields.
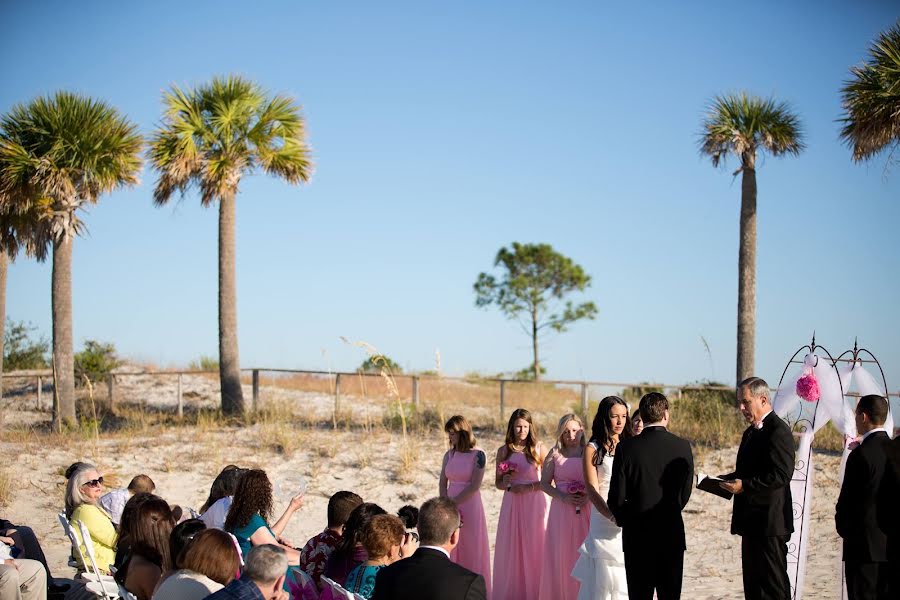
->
xmin=74 ymin=340 xmax=121 ymax=385
xmin=360 ymin=354 xmax=401 ymax=374
xmin=188 ymin=355 xmax=219 ymax=371
xmin=3 ymin=320 xmax=49 ymax=370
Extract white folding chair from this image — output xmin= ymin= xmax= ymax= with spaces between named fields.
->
xmin=57 ymin=512 xmax=119 ymax=597
xmin=320 ymin=576 xmax=355 ymax=600
xmin=77 ymin=521 xmax=120 ymax=598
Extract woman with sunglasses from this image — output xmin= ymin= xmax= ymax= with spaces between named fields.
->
xmin=66 ymin=464 xmax=117 ymax=575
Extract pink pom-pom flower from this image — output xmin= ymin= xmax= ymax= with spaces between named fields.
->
xmin=796 ymin=371 xmax=820 ymax=402
xmin=497 ymin=461 xmax=517 ymax=475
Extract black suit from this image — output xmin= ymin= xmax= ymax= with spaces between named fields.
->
xmin=836 ymin=429 xmax=891 ymax=600
xmin=372 ymin=547 xmax=486 ymax=600
xmin=724 ymin=411 xmax=794 ymax=600
xmin=876 ymin=435 xmax=900 ymax=597
xmin=608 ymin=426 xmax=694 ymax=600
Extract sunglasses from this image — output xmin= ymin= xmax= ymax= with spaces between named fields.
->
xmin=82 ymin=477 xmax=104 ymax=488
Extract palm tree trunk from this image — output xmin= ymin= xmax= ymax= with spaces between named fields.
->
xmin=0 ymin=251 xmax=6 ymax=402
xmin=218 ymin=192 xmax=245 ymax=415
xmin=532 ymin=307 xmax=540 ymax=382
xmin=52 ymin=234 xmax=76 ymax=426
xmin=736 ymin=165 xmax=757 ymax=402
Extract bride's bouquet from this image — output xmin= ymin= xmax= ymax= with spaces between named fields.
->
xmin=498 ymin=461 xmax=518 ymax=491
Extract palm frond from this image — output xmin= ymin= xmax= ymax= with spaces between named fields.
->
xmin=839 ymin=20 xmax=900 ymax=162
xmin=699 ymin=92 xmax=804 ymax=169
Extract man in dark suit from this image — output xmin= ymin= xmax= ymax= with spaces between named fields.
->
xmin=877 ymin=431 xmax=900 ymax=597
xmin=373 ymin=496 xmax=486 ymax=600
xmin=608 ymin=392 xmax=694 ymax=600
xmin=720 ymin=376 xmax=795 ymax=600
xmin=836 ymin=394 xmax=891 ymax=599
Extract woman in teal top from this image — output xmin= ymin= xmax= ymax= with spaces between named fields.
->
xmin=345 ymin=514 xmax=410 ymax=599
xmin=224 ymin=469 xmax=304 ymax=587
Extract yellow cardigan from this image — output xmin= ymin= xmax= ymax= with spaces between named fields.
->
xmin=71 ymin=503 xmax=118 ymax=574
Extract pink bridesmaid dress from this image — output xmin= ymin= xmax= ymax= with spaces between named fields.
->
xmin=492 ymin=450 xmax=550 ymax=600
xmin=445 ymin=449 xmax=492 ymax=597
xmin=537 ymin=450 xmax=591 ymax=600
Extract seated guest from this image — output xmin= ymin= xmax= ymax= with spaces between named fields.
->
xmin=100 ymin=474 xmax=156 ymax=526
xmin=154 ymin=519 xmax=207 ymax=589
xmin=66 ymin=464 xmax=117 ymax=575
xmin=64 ymin=462 xmax=92 ymax=482
xmin=200 ymin=466 xmax=243 ymax=530
xmin=206 ymin=544 xmax=289 ymax=600
xmin=323 ymin=502 xmax=386 ymax=585
xmin=115 ymin=495 xmax=175 ymax=600
xmin=114 ymin=493 xmax=154 ymax=571
xmin=298 ymin=490 xmax=362 ymax=590
xmin=373 ymin=497 xmax=487 ymax=600
xmin=225 ymin=469 xmax=303 ymax=592
xmin=345 ymin=514 xmax=408 ymax=599
xmin=151 ymin=529 xmax=240 ymax=600
xmin=397 ymin=505 xmax=419 ymax=534
xmin=1 ymin=536 xmax=47 ymax=600
xmin=0 ymin=515 xmax=68 ymax=597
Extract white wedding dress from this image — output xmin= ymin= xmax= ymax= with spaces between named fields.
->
xmin=571 ymin=444 xmax=628 ymax=599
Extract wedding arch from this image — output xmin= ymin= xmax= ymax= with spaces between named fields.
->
xmin=771 ymin=335 xmax=893 ymax=600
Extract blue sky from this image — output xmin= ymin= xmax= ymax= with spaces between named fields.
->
xmin=3 ymin=1 xmax=899 ymax=391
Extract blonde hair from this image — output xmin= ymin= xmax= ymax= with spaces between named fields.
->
xmin=554 ymin=413 xmax=586 ymax=451
xmin=444 ymin=415 xmax=476 ymax=452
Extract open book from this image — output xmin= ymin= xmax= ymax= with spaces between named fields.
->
xmin=696 ymin=473 xmax=733 ymax=500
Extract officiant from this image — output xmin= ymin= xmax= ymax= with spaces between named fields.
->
xmin=720 ymin=377 xmax=794 ymax=600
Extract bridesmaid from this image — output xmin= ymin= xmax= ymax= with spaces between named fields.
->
xmin=439 ymin=415 xmax=492 ymax=597
xmin=493 ymin=408 xmax=550 ymax=600
xmin=538 ymin=414 xmax=591 ymax=600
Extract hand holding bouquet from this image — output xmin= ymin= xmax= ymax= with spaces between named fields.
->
xmin=498 ymin=461 xmax=518 ymax=491
xmin=567 ymin=482 xmax=586 ymax=514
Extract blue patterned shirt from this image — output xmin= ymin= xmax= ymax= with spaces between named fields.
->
xmin=205 ymin=576 xmax=265 ymax=600
xmin=344 ymin=564 xmax=385 ymax=599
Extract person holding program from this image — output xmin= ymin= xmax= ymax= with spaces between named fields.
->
xmin=439 ymin=415 xmax=491 ymax=594
xmin=572 ymin=397 xmax=631 ymax=600
xmin=720 ymin=377 xmax=794 ymax=600
xmin=608 ymin=392 xmax=693 ymax=600
xmin=492 ymin=408 xmax=549 ymax=600
xmin=836 ymin=394 xmax=891 ymax=600
xmin=373 ymin=497 xmax=486 ymax=600
xmin=538 ymin=413 xmax=590 ymax=600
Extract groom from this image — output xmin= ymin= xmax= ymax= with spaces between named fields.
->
xmin=609 ymin=392 xmax=694 ymax=600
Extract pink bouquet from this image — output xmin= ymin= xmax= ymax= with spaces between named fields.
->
xmin=498 ymin=461 xmax=517 ymax=491
xmin=568 ymin=482 xmax=586 ymax=514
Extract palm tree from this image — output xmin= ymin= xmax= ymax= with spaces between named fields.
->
xmin=840 ymin=21 xmax=900 ymax=166
xmin=699 ymin=93 xmax=804 ymax=397
xmin=148 ymin=75 xmax=313 ymax=416
xmin=0 ymin=92 xmax=142 ymax=426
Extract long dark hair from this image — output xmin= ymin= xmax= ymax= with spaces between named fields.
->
xmin=224 ymin=469 xmax=272 ymax=531
xmin=200 ymin=465 xmax=242 ymax=514
xmin=589 ymin=396 xmax=633 ymax=465
xmin=502 ymin=408 xmax=541 ymax=465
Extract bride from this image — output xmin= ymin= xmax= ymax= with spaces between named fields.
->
xmin=572 ymin=396 xmax=632 ymax=599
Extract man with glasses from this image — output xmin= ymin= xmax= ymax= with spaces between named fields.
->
xmin=373 ymin=497 xmax=486 ymax=600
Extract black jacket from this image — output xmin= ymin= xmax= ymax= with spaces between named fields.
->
xmin=724 ymin=411 xmax=795 ymax=537
xmin=372 ymin=547 xmax=486 ymax=600
xmin=836 ymin=430 xmax=891 ymax=561
xmin=608 ymin=426 xmax=694 ymax=556
xmin=877 ymin=436 xmax=900 ymax=561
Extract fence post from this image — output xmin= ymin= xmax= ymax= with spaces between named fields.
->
xmin=499 ymin=380 xmax=506 ymax=425
xmin=581 ymin=383 xmax=588 ymax=423
xmin=412 ymin=376 xmax=420 ymax=407
xmin=252 ymin=370 xmax=260 ymax=413
xmin=177 ymin=373 xmax=183 ymax=418
xmin=334 ymin=373 xmax=342 ymax=416
xmin=36 ymin=376 xmax=42 ymax=411
xmin=107 ymin=375 xmax=115 ymax=412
